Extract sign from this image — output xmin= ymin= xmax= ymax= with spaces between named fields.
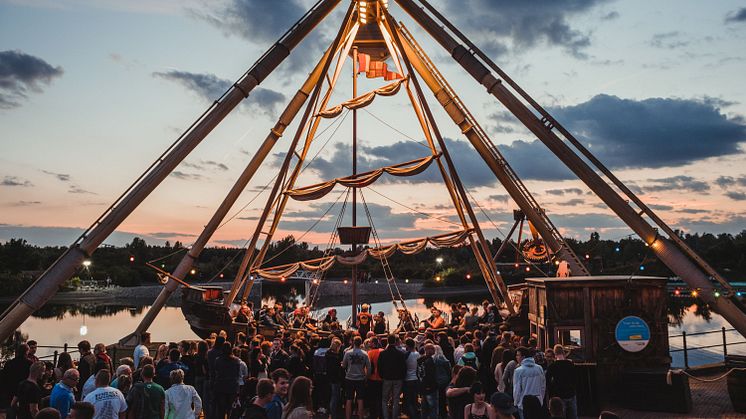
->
xmin=615 ymin=315 xmax=651 ymax=352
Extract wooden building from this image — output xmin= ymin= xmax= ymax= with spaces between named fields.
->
xmin=525 ymin=275 xmax=673 ymax=402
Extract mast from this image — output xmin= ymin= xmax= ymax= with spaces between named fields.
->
xmin=351 ymin=45 xmax=359 ymax=322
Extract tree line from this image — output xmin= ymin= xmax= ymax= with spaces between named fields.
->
xmin=1 ymin=230 xmax=745 ymax=296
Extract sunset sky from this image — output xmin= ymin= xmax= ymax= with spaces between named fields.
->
xmin=2 ymin=0 xmax=746 ymax=249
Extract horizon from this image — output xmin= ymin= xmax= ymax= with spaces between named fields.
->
xmin=2 ymin=0 xmax=746 ymax=249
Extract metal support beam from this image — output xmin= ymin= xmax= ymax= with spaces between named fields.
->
xmin=0 ymin=0 xmax=341 ymax=343
xmin=395 ymin=0 xmax=746 ymax=338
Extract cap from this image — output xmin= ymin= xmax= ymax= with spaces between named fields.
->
xmin=490 ymin=392 xmax=517 ymax=415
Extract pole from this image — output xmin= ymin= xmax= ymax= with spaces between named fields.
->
xmin=126 ymin=45 xmax=335 ymax=344
xmin=682 ymin=331 xmax=689 ymax=369
xmin=395 ymin=0 xmax=746 ymax=338
xmin=351 ymin=45 xmax=359 ymax=323
xmin=723 ymin=326 xmax=728 ymax=359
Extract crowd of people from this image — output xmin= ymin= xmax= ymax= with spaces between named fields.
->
xmin=0 ymin=300 xmax=624 ymax=419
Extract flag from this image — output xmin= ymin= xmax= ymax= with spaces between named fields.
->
xmin=357 ymin=52 xmax=370 ymax=74
xmin=384 ymin=70 xmax=403 ymax=80
xmin=366 ymin=60 xmax=387 ymax=78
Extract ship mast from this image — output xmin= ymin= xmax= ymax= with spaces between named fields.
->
xmin=351 ymin=45 xmax=359 ymax=322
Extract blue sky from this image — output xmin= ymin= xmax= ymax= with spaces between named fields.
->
xmin=2 ymin=0 xmax=746 ymax=247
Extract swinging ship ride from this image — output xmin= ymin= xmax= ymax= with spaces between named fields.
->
xmin=1 ymin=0 xmax=745 ymax=346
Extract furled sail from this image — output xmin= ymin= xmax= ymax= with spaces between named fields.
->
xmin=285 ymin=155 xmax=438 ymax=201
xmin=315 ymin=77 xmax=407 ymax=119
xmin=251 ymin=229 xmax=473 ymax=280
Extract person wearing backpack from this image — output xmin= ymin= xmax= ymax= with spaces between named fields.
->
xmin=457 ymin=344 xmax=480 ymax=371
xmin=416 ymin=343 xmax=438 ymax=419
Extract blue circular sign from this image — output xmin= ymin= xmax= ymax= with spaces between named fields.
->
xmin=615 ymin=315 xmax=651 ymax=352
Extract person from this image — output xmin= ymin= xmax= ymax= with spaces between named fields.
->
xmin=489 ymin=392 xmax=518 ymax=419
xmin=26 ymin=341 xmax=39 ymax=363
xmin=499 ymin=350 xmax=517 ymax=397
xmin=94 ymin=343 xmax=115 ymax=376
xmin=450 ymin=304 xmax=463 ymax=329
xmin=10 ymin=360 xmax=45 ymax=419
xmin=235 ymin=304 xmax=252 ymax=324
xmin=325 ymin=339 xmax=344 ymax=419
xmin=433 ymin=345 xmax=452 ymax=419
xmin=49 ymin=368 xmax=78 ymax=418
xmin=373 ymin=311 xmax=387 ymax=335
xmin=281 ymin=376 xmax=313 ymax=419
xmin=461 ymin=307 xmax=480 ymax=331
xmin=111 ymin=365 xmax=132 ymax=389
xmin=458 ymin=343 xmax=480 ymax=370
xmin=545 ymin=344 xmax=577 ymax=419
xmin=377 ymin=334 xmax=406 ymax=419
xmin=164 ymin=369 xmax=202 ymax=419
xmin=213 ymin=342 xmax=241 ymax=419
xmin=244 ymin=378 xmax=274 ymax=419
xmin=3 ymin=343 xmax=32 ymax=404
xmin=286 ymin=345 xmax=306 ymax=380
xmin=157 ymin=349 xmax=190 ymax=390
xmin=34 ymin=407 xmax=61 ymax=419
xmin=68 ymin=401 xmax=96 ymax=419
xmin=268 ymin=338 xmax=289 ymax=373
xmin=521 ymin=395 xmax=547 ymax=419
xmin=356 ymin=305 xmax=373 ymax=336
xmin=321 ymin=309 xmax=338 ymax=331
xmin=417 ymin=343 xmax=438 ymax=419
xmin=446 ymin=366 xmax=477 ymax=419
xmin=494 ymin=349 xmax=514 ymax=394
xmin=437 ymin=332 xmax=455 ymax=366
xmin=394 ymin=309 xmax=416 ymax=333
xmin=53 ymin=352 xmax=74 ymax=382
xmin=77 ymin=341 xmax=96 ymax=395
xmin=424 ymin=308 xmax=446 ymax=330
xmin=402 ymin=338 xmax=420 ymax=419
xmin=463 ymin=382 xmax=493 ymax=419
xmin=548 ymin=397 xmax=564 ymax=419
xmin=265 ymin=368 xmax=290 ymax=419
xmin=134 ymin=332 xmax=151 ymax=369
xmin=512 ymin=347 xmax=545 ymax=416
xmin=342 ymin=336 xmax=370 ymax=419
xmin=311 ymin=338 xmax=329 ymax=415
xmin=81 ymin=362 xmax=108 ymax=400
xmin=83 ymin=370 xmax=128 ymax=419
xmin=366 ymin=337 xmax=383 ymax=419
xmin=126 ymin=364 xmax=165 ymax=419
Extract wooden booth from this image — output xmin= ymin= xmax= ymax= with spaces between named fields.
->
xmin=525 ymin=275 xmax=691 ymax=413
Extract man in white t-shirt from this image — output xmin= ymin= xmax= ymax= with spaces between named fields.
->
xmin=133 ymin=332 xmax=151 ymax=369
xmin=83 ymin=370 xmax=127 ymax=419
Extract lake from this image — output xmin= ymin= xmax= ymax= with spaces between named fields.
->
xmin=10 ymin=288 xmax=746 ymax=369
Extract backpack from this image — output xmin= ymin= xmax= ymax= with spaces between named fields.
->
xmin=435 ymin=358 xmax=451 ymax=388
xmin=461 ymin=355 xmax=478 ymax=370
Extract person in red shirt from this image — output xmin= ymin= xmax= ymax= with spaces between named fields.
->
xmin=366 ymin=337 xmax=383 ymax=419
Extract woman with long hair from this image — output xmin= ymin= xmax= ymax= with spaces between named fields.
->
xmin=282 ymin=376 xmax=313 ymax=419
xmin=495 ymin=349 xmax=516 ymax=394
xmin=463 ymin=382 xmax=495 ymax=419
xmin=54 ymin=352 xmax=74 ymax=381
xmin=446 ymin=366 xmax=477 ymax=419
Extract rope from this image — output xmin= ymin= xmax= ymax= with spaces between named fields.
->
xmin=676 ymin=367 xmax=746 ymax=382
xmin=360 ymin=190 xmax=407 ymax=310
xmin=361 ymin=108 xmax=430 ymax=149
xmin=367 ymin=187 xmax=463 ymax=227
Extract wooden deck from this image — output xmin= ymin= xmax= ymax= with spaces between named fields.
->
xmin=592 ymin=371 xmax=745 ymax=418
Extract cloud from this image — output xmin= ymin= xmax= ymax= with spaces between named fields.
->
xmin=153 ymin=70 xmax=286 ymax=118
xmin=149 ymin=232 xmax=197 ymax=239
xmin=183 ymin=160 xmax=229 ymax=171
xmin=488 ymin=194 xmax=510 ymax=203
xmin=557 ymin=198 xmax=585 ymax=206
xmin=443 ymin=0 xmax=610 ymax=59
xmin=640 ymin=176 xmax=710 ymax=193
xmin=0 ymin=224 xmax=179 ymax=247
xmin=68 ymin=185 xmax=96 ymax=194
xmin=725 ymin=8 xmax=746 ymax=23
xmin=548 ymin=94 xmax=746 ymax=169
xmin=649 ymin=31 xmax=690 ymax=49
xmin=715 ymin=175 xmax=746 ymax=189
xmin=600 ymin=11 xmax=619 ymax=20
xmin=2 ymin=176 xmax=33 ymax=187
xmin=0 ymin=50 xmax=63 ymax=109
xmin=6 ymin=201 xmax=42 ymax=207
xmin=190 ymin=0 xmax=335 ymax=75
xmin=170 ymin=171 xmax=204 ymax=181
xmin=725 ymin=191 xmax=746 ymax=201
xmin=41 ymin=170 xmax=71 ymax=182
xmin=648 ymin=204 xmax=673 ymax=211
xmin=545 ymin=188 xmax=583 ymax=196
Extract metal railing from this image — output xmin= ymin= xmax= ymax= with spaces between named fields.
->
xmin=670 ymin=326 xmax=746 ymax=369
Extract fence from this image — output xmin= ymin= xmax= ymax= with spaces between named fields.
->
xmin=670 ymin=327 xmax=746 ymax=369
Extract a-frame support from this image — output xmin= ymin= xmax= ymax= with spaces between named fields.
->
xmin=394 ymin=0 xmax=746 ymax=338
xmin=0 ymin=0 xmax=342 ymax=343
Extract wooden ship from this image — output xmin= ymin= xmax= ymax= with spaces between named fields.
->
xmin=2 ymin=1 xmax=745 ymax=382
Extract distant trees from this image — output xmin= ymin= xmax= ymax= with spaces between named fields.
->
xmin=1 ymin=230 xmax=745 ymax=296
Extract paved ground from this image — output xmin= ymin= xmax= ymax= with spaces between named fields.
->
xmin=593 ymin=371 xmax=745 ymax=418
